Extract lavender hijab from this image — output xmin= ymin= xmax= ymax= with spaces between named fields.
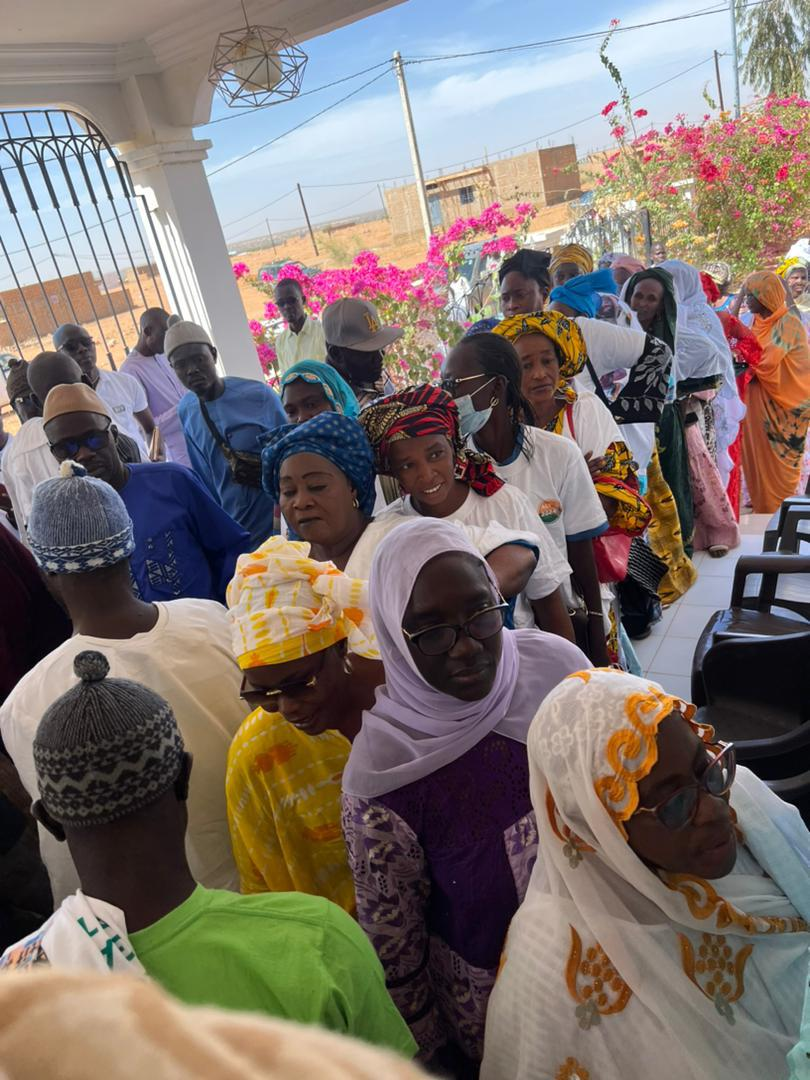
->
xmin=341 ymin=517 xmax=589 ymax=799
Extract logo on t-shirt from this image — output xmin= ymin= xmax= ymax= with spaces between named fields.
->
xmin=112 ymin=403 xmax=126 ymax=414
xmin=537 ymin=498 xmax=562 ymax=524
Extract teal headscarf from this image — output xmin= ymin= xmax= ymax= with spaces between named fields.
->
xmin=280 ymin=360 xmax=360 ymax=419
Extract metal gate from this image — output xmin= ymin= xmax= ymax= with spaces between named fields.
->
xmin=0 ymin=108 xmax=171 ymax=369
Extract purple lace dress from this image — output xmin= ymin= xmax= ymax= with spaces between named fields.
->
xmin=341 ymin=732 xmax=537 ymax=1073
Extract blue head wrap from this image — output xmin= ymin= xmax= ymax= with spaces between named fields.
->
xmin=549 ymin=267 xmax=618 ymax=318
xmin=280 ymin=360 xmax=360 ymax=420
xmin=465 ymin=317 xmax=502 ymax=337
xmin=261 ymin=412 xmax=376 ymax=519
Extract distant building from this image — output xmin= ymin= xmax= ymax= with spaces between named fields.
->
xmin=0 ymin=271 xmax=132 ymax=352
xmin=384 ymin=143 xmax=582 ymax=240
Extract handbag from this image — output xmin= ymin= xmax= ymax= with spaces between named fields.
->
xmin=564 ymin=402 xmax=632 ymax=584
xmin=199 ymin=401 xmax=263 ymax=489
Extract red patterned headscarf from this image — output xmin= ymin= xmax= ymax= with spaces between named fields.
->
xmin=358 ymin=384 xmax=504 ymax=497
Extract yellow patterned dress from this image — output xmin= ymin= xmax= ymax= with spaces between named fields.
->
xmin=225 ymin=707 xmax=355 ymax=914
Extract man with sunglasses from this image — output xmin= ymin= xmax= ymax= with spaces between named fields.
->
xmin=42 ymin=382 xmax=250 ymax=605
xmin=52 ymin=323 xmax=158 ymax=461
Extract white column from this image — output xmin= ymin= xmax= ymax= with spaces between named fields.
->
xmin=119 ymin=138 xmax=262 ymax=380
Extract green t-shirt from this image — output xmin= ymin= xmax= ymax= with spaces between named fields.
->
xmin=129 ymin=885 xmax=416 ymax=1058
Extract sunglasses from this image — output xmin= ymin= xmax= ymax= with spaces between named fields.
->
xmin=239 ymin=652 xmax=325 ymax=710
xmin=50 ymin=421 xmax=112 ymax=459
xmin=634 ymin=742 xmax=736 ymax=830
xmin=59 ymin=336 xmax=94 ymax=353
xmin=439 ymin=372 xmax=490 ymax=395
xmin=402 ymin=600 xmax=508 ymax=657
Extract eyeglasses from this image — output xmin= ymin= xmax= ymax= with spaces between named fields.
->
xmin=239 ymin=652 xmax=325 ymax=710
xmin=49 ymin=421 xmax=111 ymax=459
xmin=634 ymin=742 xmax=736 ymax=830
xmin=439 ymin=372 xmax=489 ymax=395
xmin=402 ymin=601 xmax=508 ymax=656
xmin=59 ymin=336 xmax=94 ymax=353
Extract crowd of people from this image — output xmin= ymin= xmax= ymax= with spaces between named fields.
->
xmin=0 ymin=238 xmax=809 ymax=1080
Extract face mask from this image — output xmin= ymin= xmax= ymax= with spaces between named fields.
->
xmin=454 ymin=377 xmax=496 ymax=438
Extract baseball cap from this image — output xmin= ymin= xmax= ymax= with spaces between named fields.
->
xmin=321 ymin=298 xmax=403 ymax=352
xmin=43 ymin=383 xmax=111 ymax=426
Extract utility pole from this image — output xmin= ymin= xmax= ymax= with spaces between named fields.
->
xmin=392 ymin=50 xmax=432 ymax=243
xmin=728 ymin=0 xmax=741 ymax=118
xmin=713 ymin=50 xmax=725 ymax=112
xmin=265 ymin=218 xmax=277 ymax=254
xmin=296 ymin=183 xmax=319 ymax=257
xmin=377 ymin=184 xmax=389 ymax=220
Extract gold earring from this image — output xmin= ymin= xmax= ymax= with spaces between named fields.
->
xmin=489 ymin=396 xmax=500 ymax=408
xmin=352 ymin=496 xmax=360 ymax=509
xmin=343 ymin=656 xmax=354 ymax=675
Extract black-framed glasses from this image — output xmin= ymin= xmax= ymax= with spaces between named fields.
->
xmin=239 ymin=651 xmax=325 ymax=709
xmin=439 ymin=372 xmax=490 ymax=395
xmin=49 ymin=420 xmax=112 ymax=460
xmin=59 ymin=334 xmax=94 ymax=353
xmin=634 ymin=742 xmax=736 ymax=830
xmin=402 ymin=601 xmax=508 ymax=656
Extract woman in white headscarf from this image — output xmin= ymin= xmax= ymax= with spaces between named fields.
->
xmin=341 ymin=517 xmax=588 ymax=1076
xmin=482 ymin=669 xmax=810 ymax=1080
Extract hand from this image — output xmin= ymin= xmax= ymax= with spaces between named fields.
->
xmin=587 ymin=614 xmax=612 ymax=667
xmin=148 ymin=427 xmax=165 ymax=462
xmin=583 ymin=451 xmax=607 ymax=479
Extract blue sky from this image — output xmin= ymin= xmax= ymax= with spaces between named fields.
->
xmin=200 ymin=0 xmax=752 ymax=247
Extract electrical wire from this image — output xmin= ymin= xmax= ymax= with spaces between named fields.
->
xmin=205 ymin=66 xmax=392 ymax=178
xmin=201 ymin=59 xmax=393 ymax=126
xmin=403 ymin=1 xmax=763 ymax=64
xmin=221 ymin=187 xmax=297 ymax=229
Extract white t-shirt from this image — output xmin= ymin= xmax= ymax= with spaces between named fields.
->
xmin=0 ymin=598 xmax=249 ymax=903
xmin=475 ymin=426 xmax=608 ymax=559
xmin=354 ymin=483 xmax=570 ymax=627
xmin=0 ymin=433 xmax=18 ymax=535
xmin=1 ymin=418 xmax=58 ymax=540
xmin=95 ymin=368 xmax=149 ymax=457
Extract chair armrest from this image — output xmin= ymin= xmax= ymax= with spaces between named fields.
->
xmin=766 ymin=770 xmax=810 ymax=800
xmin=780 ymin=507 xmax=810 ymax=552
xmin=730 ymin=553 xmax=810 ymax=608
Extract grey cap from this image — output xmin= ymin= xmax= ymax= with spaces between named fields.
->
xmin=34 ymin=651 xmax=185 ymax=828
xmin=321 ymin=298 xmax=403 ymax=352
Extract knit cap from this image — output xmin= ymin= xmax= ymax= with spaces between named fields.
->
xmin=34 ymin=651 xmax=185 ymax=828
xmin=28 ymin=460 xmax=135 ymax=574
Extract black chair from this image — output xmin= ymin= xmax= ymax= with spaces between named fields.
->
xmin=691 ymin=553 xmax=810 ymax=705
xmin=763 ymin=496 xmax=810 ymax=552
xmin=767 ymin=770 xmax=810 ymax=826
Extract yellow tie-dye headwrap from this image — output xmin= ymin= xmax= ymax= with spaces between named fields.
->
xmin=226 ymin=536 xmax=379 ymax=670
xmin=549 ymin=242 xmax=594 ymax=276
xmin=494 ymin=310 xmax=589 ymax=387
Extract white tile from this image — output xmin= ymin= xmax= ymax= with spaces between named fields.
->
xmin=633 ymin=633 xmax=663 ymax=672
xmin=647 ymin=603 xmax=679 ymax=637
xmin=680 ymin=576 xmax=734 ymax=608
xmin=667 ymin=604 xmax=719 ymax=639
xmin=740 ymin=513 xmax=772 ymax=535
xmin=690 ymin=550 xmax=706 ymax=568
xmin=737 ymin=534 xmax=766 ymax=555
xmin=695 ymin=551 xmax=742 ymax=578
xmin=646 ymin=635 xmax=696 ymax=677
xmin=645 ymin=671 xmax=694 ymax=700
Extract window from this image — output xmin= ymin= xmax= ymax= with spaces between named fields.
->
xmin=459 ymin=186 xmax=475 ymax=205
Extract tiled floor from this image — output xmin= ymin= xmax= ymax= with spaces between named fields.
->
xmin=634 ymin=513 xmax=773 ymax=700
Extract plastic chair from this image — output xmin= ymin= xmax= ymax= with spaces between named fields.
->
xmin=691 ymin=553 xmax=810 ymax=705
xmin=762 ymin=496 xmax=810 ymax=552
xmin=767 ymin=770 xmax=810 ymax=826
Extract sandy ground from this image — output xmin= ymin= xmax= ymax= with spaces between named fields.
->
xmin=1 ymin=202 xmax=572 ymax=434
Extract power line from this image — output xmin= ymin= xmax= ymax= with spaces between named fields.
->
xmin=200 ymin=60 xmax=393 ymax=127
xmin=403 ymin=1 xmax=762 ymax=64
xmin=221 ymin=187 xmax=297 ymax=229
xmin=205 ymin=66 xmax=393 ymax=179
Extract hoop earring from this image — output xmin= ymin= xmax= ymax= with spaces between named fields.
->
xmin=343 ymin=656 xmax=354 ymax=675
xmin=352 ymin=496 xmax=360 ymax=509
xmin=489 ymin=396 xmax=500 ymax=408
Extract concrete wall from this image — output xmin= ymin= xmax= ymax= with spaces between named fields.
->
xmin=385 ymin=145 xmax=582 ymax=240
xmin=0 ymin=272 xmax=131 ymax=351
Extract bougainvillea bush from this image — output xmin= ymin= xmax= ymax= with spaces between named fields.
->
xmin=234 ymin=201 xmax=536 ymax=384
xmin=594 ymin=93 xmax=810 ymax=273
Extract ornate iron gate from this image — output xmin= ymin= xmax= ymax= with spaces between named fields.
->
xmin=0 ymin=108 xmax=171 ymax=368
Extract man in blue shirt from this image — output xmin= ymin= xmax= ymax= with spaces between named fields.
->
xmin=41 ymin=383 xmax=250 ymax=604
xmin=166 ymin=320 xmax=286 ymax=548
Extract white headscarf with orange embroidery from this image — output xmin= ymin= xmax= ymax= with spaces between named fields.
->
xmin=227 ymin=536 xmax=378 ymax=670
xmin=482 ymin=669 xmax=810 ymax=1080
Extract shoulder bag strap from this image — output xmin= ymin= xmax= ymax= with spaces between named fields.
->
xmin=198 ymin=400 xmax=231 ymax=453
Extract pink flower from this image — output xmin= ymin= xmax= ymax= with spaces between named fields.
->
xmin=602 ymin=101 xmax=619 ymax=117
xmin=248 ymin=319 xmax=263 ymax=336
xmin=612 ymin=126 xmax=626 ymax=140
xmin=232 ymin=262 xmax=250 ymax=280
xmin=775 ymin=164 xmax=790 ymax=181
xmin=633 ymin=108 xmax=648 ymax=118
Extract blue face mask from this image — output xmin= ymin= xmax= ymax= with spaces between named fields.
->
xmin=454 ymin=377 xmax=496 ymax=438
